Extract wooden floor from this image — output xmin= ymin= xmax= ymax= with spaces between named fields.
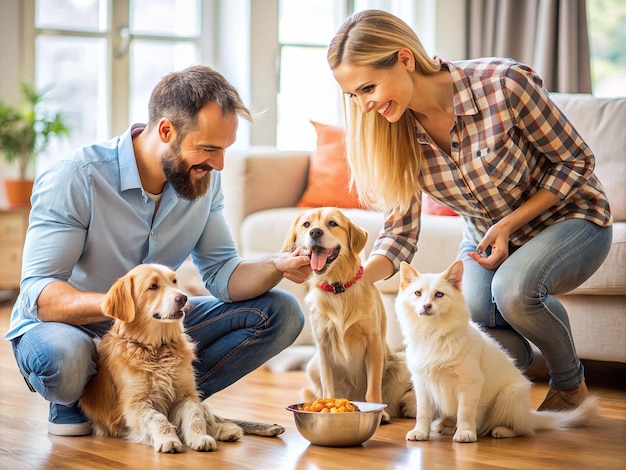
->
xmin=0 ymin=295 xmax=624 ymax=470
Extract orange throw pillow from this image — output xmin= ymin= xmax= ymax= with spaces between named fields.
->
xmin=296 ymin=121 xmax=363 ymax=209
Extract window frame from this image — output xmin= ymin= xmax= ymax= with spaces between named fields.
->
xmin=21 ymin=0 xmax=208 ymax=140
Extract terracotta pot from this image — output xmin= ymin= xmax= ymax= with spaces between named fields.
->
xmin=4 ymin=179 xmax=34 ymax=207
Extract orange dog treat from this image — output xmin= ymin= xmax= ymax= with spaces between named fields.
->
xmin=297 ymin=398 xmax=360 ymax=413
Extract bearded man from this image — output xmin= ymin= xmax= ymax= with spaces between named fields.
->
xmin=5 ymin=65 xmax=311 ymax=436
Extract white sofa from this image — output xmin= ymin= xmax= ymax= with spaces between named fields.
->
xmin=183 ymin=93 xmax=626 ymax=365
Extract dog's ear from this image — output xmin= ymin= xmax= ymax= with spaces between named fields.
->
xmin=348 ymin=221 xmax=368 ymax=255
xmin=102 ymin=275 xmax=136 ymax=322
xmin=399 ymin=261 xmax=419 ymax=289
xmin=443 ymin=260 xmax=464 ymax=290
xmin=281 ymin=213 xmax=303 ymax=253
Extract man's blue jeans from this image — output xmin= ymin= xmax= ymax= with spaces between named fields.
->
xmin=458 ymin=219 xmax=612 ymax=390
xmin=11 ymin=288 xmax=304 ymax=407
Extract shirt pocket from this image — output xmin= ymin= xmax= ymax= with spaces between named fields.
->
xmin=479 ymin=129 xmax=530 ymax=198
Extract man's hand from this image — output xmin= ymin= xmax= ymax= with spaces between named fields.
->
xmin=228 ymin=250 xmax=311 ymax=301
xmin=277 ymin=251 xmax=312 ymax=284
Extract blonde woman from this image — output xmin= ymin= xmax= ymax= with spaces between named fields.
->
xmin=327 ymin=9 xmax=612 ymax=411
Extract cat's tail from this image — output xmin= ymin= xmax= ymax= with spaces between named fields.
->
xmin=531 ymin=395 xmax=599 ymax=430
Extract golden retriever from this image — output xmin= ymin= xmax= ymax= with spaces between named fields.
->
xmin=79 ymin=264 xmax=283 ymax=453
xmin=395 ymin=260 xmax=598 ymax=442
xmin=282 ymin=207 xmax=416 ymax=422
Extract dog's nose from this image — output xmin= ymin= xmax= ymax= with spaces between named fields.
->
xmin=422 ymin=303 xmax=431 ymax=313
xmin=175 ymin=294 xmax=187 ymax=306
xmin=309 ymin=227 xmax=323 ymax=239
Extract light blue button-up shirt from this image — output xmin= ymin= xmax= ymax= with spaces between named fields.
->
xmin=5 ymin=124 xmax=243 ymax=341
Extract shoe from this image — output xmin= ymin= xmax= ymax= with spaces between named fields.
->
xmin=537 ymin=377 xmax=589 ymax=411
xmin=48 ymin=403 xmax=92 ymax=436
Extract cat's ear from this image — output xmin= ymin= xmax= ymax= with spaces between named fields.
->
xmin=444 ymin=260 xmax=464 ymax=290
xmin=399 ymin=261 xmax=419 ymax=289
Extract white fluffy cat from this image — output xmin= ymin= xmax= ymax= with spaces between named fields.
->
xmin=395 ymin=260 xmax=598 ymax=443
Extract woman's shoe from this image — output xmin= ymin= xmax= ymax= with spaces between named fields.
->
xmin=537 ymin=377 xmax=588 ymax=411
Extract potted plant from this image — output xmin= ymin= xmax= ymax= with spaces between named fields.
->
xmin=0 ymin=80 xmax=70 ymax=206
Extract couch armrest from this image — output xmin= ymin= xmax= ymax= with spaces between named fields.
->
xmin=221 ymin=147 xmax=310 ymax=247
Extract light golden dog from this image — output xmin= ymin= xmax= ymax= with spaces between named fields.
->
xmin=79 ymin=264 xmax=283 ymax=453
xmin=282 ymin=208 xmax=416 ymax=422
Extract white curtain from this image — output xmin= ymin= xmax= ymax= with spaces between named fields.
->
xmin=467 ymin=0 xmax=592 ymax=93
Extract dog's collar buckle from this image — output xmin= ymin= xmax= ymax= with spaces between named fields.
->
xmin=330 ymin=283 xmax=346 ymax=294
xmin=319 ymin=266 xmax=364 ymax=294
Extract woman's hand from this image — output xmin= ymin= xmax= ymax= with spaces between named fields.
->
xmin=468 ymin=221 xmax=512 ymax=270
xmin=469 ymin=189 xmax=561 ymax=270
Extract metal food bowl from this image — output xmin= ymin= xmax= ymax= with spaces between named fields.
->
xmin=286 ymin=401 xmax=387 ymax=447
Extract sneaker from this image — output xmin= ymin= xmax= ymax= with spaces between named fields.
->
xmin=537 ymin=377 xmax=589 ymax=412
xmin=48 ymin=403 xmax=92 ymax=436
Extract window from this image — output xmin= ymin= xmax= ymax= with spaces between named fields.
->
xmin=19 ymin=0 xmax=452 ymax=163
xmin=31 ymin=0 xmax=202 ymax=172
xmin=276 ymin=0 xmax=417 ymax=150
xmin=276 ymin=0 xmax=345 ymax=150
xmin=587 ymin=0 xmax=626 ymax=97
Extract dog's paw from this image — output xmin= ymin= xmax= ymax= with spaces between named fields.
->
xmin=214 ymin=422 xmax=244 ymax=442
xmin=380 ymin=410 xmax=391 ymax=425
xmin=154 ymin=436 xmax=183 ymax=453
xmin=406 ymin=427 xmax=430 ymax=441
xmin=189 ymin=434 xmax=218 ymax=451
xmin=491 ymin=426 xmax=516 ymax=439
xmin=453 ymin=429 xmax=477 ymax=443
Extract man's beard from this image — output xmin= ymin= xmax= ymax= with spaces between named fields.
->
xmin=161 ymin=142 xmax=212 ymax=201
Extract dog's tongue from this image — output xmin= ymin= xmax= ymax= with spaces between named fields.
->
xmin=310 ymin=248 xmax=331 ymax=271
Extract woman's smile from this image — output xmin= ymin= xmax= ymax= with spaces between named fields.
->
xmin=378 ymin=101 xmax=392 ymax=116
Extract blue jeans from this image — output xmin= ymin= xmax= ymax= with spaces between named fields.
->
xmin=11 ymin=289 xmax=304 ymax=406
xmin=458 ymin=219 xmax=612 ymax=390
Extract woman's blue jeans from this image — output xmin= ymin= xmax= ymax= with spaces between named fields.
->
xmin=11 ymin=289 xmax=304 ymax=407
xmin=458 ymin=219 xmax=612 ymax=390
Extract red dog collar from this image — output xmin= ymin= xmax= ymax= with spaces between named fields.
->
xmin=319 ymin=266 xmax=364 ymax=294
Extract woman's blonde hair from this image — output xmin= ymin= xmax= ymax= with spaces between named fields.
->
xmin=327 ymin=9 xmax=440 ymax=213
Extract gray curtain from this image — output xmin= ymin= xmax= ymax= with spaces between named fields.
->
xmin=467 ymin=0 xmax=592 ymax=92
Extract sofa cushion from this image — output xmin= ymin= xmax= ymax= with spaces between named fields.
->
xmin=296 ymin=121 xmax=363 ymax=209
xmin=550 ymin=93 xmax=626 ymax=223
xmin=221 ymin=148 xmax=310 ymax=246
xmin=565 ymin=222 xmax=626 ymax=295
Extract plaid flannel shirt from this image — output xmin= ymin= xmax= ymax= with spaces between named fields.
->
xmin=371 ymin=57 xmax=612 ymax=270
